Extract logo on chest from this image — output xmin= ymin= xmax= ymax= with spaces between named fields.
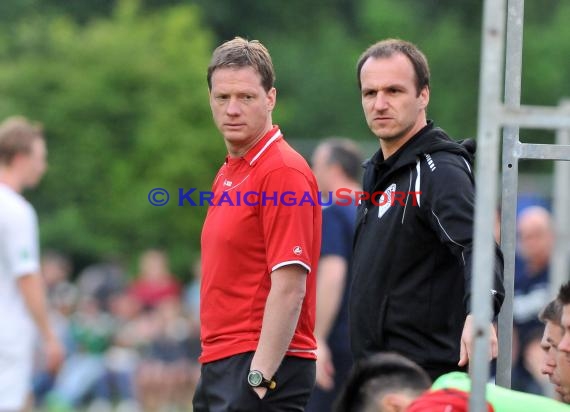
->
xmin=377 ymin=183 xmax=396 ymax=219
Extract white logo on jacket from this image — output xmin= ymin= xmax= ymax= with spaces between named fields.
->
xmin=378 ymin=183 xmax=396 ymax=219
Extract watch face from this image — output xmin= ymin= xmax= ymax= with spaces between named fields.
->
xmin=248 ymin=370 xmax=263 ymax=387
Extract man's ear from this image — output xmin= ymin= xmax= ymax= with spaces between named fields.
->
xmin=418 ymin=86 xmax=430 ymax=110
xmin=267 ymin=87 xmax=277 ymax=111
xmin=380 ymin=392 xmax=415 ymax=412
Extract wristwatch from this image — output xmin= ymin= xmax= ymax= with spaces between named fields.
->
xmin=247 ymin=370 xmax=277 ymax=390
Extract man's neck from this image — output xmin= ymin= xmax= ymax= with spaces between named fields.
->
xmin=0 ymin=171 xmax=22 ymax=193
xmin=227 ymin=124 xmax=274 ymax=158
xmin=527 ymin=259 xmax=549 ymax=276
xmin=380 ymin=118 xmax=428 ymax=160
xmin=333 ymin=179 xmax=361 ymax=193
xmin=331 ymin=179 xmax=362 ymax=199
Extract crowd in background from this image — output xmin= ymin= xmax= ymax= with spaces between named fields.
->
xmin=33 ymin=249 xmax=202 ymax=412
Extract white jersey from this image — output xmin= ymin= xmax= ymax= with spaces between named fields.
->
xmin=0 ymin=182 xmax=39 ymax=343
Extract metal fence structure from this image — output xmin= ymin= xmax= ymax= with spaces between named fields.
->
xmin=470 ymin=0 xmax=570 ymax=409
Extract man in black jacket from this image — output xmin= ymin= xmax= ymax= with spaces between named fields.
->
xmin=349 ymin=38 xmax=505 ymax=380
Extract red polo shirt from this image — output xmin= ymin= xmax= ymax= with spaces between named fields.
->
xmin=199 ymin=126 xmax=321 ymax=363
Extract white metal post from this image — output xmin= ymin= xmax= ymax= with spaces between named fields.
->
xmin=470 ymin=0 xmax=506 ymax=409
xmin=550 ymin=101 xmax=570 ymax=297
xmin=496 ymin=0 xmax=524 ymax=389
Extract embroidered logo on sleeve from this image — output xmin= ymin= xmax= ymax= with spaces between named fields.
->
xmin=20 ymin=249 xmax=30 ymax=261
xmin=293 ymin=246 xmax=303 ymax=256
xmin=424 ymin=153 xmax=436 ymax=171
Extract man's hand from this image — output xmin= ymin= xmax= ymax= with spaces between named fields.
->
xmin=43 ymin=334 xmax=65 ymax=373
xmin=253 ymin=386 xmax=268 ymax=399
xmin=249 ymin=266 xmax=307 ymax=400
xmin=315 ymin=339 xmax=335 ymax=390
xmin=458 ymin=314 xmax=498 ymax=367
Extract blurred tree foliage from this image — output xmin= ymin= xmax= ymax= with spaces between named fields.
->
xmin=0 ymin=0 xmax=221 ymax=276
xmin=0 ymin=0 xmax=568 ymax=276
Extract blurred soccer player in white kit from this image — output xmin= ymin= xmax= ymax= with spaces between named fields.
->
xmin=0 ymin=116 xmax=64 ymax=411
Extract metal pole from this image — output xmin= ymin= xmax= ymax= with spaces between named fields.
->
xmin=516 ymin=142 xmax=570 ymax=160
xmin=501 ymin=105 xmax=570 ymax=129
xmin=550 ymin=101 xmax=570 ymax=296
xmin=497 ymin=0 xmax=524 ymax=389
xmin=471 ymin=0 xmax=506 ymax=409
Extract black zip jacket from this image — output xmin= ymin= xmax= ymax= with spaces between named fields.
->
xmin=349 ymin=122 xmax=505 ymax=372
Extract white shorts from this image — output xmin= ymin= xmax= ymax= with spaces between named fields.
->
xmin=0 ymin=340 xmax=34 ymax=410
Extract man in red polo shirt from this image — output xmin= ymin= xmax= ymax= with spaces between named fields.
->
xmin=192 ymin=37 xmax=322 ymax=412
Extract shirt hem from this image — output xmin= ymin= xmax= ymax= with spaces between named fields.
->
xmin=199 ymin=344 xmax=317 ymax=364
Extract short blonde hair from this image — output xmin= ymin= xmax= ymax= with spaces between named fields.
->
xmin=207 ymin=37 xmax=275 ymax=92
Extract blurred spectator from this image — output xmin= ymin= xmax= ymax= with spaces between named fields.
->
xmin=91 ymin=290 xmax=144 ymax=412
xmin=76 ymin=261 xmax=127 ymax=312
xmin=136 ymin=297 xmax=201 ymax=412
xmin=512 ymin=206 xmax=554 ymax=394
xmin=45 ymin=295 xmax=115 ymax=412
xmin=128 ymin=249 xmax=182 ymax=310
xmin=42 ymin=250 xmax=74 ymax=300
xmin=34 ymin=252 xmax=201 ymax=412
xmin=306 ymin=138 xmax=362 ymax=412
xmin=184 ymin=257 xmax=201 ymax=328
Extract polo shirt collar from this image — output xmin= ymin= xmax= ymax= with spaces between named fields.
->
xmin=241 ymin=126 xmax=282 ymax=167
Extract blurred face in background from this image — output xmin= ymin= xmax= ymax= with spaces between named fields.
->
xmin=517 ymin=207 xmax=553 ymax=273
xmin=311 ymin=144 xmax=334 ymax=194
xmin=139 ymin=250 xmax=170 ymax=281
xmin=14 ymin=138 xmax=47 ymax=189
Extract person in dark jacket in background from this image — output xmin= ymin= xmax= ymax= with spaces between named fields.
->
xmin=305 ymin=138 xmax=363 ymax=412
xmin=349 ymin=38 xmax=505 ymax=380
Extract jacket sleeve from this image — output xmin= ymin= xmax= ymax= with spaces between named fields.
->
xmin=421 ymin=154 xmax=505 ymax=317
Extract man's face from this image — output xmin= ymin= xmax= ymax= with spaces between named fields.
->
xmin=554 ymin=346 xmax=570 ymax=402
xmin=517 ymin=210 xmax=553 ymax=269
xmin=540 ymin=321 xmax=570 ymax=403
xmin=20 ymin=138 xmax=47 ymax=188
xmin=311 ymin=145 xmax=332 ymax=193
xmin=360 ymin=53 xmax=429 ymax=144
xmin=556 ymin=305 xmax=570 ymax=402
xmin=209 ymin=66 xmax=276 ymax=156
xmin=541 ymin=321 xmax=562 ymax=382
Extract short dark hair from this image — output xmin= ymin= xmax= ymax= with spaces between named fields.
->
xmin=333 ymin=352 xmax=431 ymax=412
xmin=539 ymin=299 xmax=563 ymax=325
xmin=322 ymin=138 xmax=363 ymax=182
xmin=356 ymin=38 xmax=430 ymax=95
xmin=557 ymin=282 xmax=570 ymax=306
xmin=0 ymin=116 xmax=44 ymax=166
xmin=207 ymin=36 xmax=275 ymax=92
